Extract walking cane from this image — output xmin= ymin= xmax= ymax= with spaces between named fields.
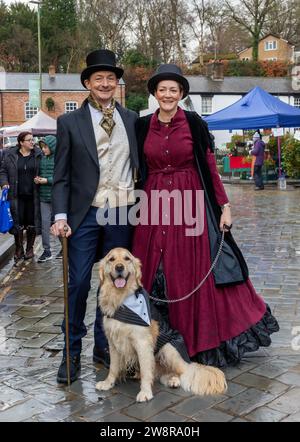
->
xmin=62 ymin=225 xmax=71 ymax=387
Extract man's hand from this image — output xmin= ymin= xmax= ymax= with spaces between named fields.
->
xmin=2 ymin=184 xmax=9 ymax=189
xmin=51 ymin=219 xmax=72 ymax=237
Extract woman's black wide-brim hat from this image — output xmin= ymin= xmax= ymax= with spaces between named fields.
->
xmin=81 ymin=49 xmax=124 ymax=87
xmin=147 ymin=64 xmax=190 ymax=99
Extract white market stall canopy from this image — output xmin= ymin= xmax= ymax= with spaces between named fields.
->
xmin=3 ymin=111 xmax=57 ymax=136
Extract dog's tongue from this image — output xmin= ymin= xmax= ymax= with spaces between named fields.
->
xmin=114 ymin=277 xmax=126 ymax=289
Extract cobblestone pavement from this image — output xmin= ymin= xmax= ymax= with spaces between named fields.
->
xmin=0 ymin=185 xmax=300 ymax=422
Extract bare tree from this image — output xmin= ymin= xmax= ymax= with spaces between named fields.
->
xmin=187 ymin=0 xmax=219 ymax=65
xmin=225 ymin=0 xmax=277 ymax=61
xmin=264 ymin=0 xmax=299 ymax=43
xmin=79 ymin=0 xmax=134 ymax=55
xmin=169 ymin=0 xmax=187 ymax=65
xmin=132 ymin=0 xmax=188 ymax=64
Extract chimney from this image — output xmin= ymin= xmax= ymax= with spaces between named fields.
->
xmin=206 ymin=61 xmax=224 ymax=81
xmin=48 ymin=65 xmax=56 ymax=80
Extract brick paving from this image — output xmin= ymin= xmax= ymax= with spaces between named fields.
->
xmin=0 ymin=184 xmax=300 ymax=422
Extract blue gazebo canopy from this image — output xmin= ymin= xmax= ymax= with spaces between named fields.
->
xmin=205 ymin=86 xmax=300 ymax=130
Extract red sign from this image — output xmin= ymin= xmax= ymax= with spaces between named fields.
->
xmin=229 ymin=157 xmax=251 ymax=169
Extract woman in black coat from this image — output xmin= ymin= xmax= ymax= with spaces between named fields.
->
xmin=0 ymin=131 xmax=42 ymax=264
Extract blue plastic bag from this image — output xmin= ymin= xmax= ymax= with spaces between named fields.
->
xmin=0 ymin=188 xmax=14 ymax=233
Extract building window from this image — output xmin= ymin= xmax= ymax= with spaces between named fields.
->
xmin=65 ymin=101 xmax=78 ymax=113
xmin=266 ymin=57 xmax=277 ymax=61
xmin=201 ymin=96 xmax=212 ymax=115
xmin=294 ymin=97 xmax=300 ymax=108
xmin=265 ymin=40 xmax=277 ymax=51
xmin=25 ymin=102 xmax=39 ymax=120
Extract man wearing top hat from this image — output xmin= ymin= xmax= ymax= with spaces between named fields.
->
xmin=52 ymin=49 xmax=139 ymax=384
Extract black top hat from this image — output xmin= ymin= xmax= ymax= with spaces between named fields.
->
xmin=81 ymin=49 xmax=124 ymax=87
xmin=147 ymin=64 xmax=189 ymax=99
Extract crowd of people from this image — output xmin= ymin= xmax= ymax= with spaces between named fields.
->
xmin=0 ymin=49 xmax=279 ymax=386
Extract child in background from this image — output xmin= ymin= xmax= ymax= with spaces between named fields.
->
xmin=34 ymin=135 xmax=62 ymax=261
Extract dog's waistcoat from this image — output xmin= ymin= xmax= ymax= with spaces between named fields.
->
xmin=104 ymin=287 xmax=190 ymax=363
xmin=106 ymin=288 xmax=151 ymax=326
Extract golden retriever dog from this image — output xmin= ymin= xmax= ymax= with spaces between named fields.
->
xmin=96 ymin=247 xmax=227 ymax=402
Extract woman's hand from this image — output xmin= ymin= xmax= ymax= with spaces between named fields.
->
xmin=34 ymin=176 xmax=47 ymax=184
xmin=220 ymin=206 xmax=232 ymax=232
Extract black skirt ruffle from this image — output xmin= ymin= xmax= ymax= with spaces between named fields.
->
xmin=191 ymin=305 xmax=279 ymax=368
xmin=151 ymin=269 xmax=279 ymax=368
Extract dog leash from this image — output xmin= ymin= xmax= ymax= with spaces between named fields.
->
xmin=148 ymin=229 xmax=226 ymax=304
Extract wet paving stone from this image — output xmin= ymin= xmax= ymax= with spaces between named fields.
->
xmin=96 ymin=411 xmax=140 ymax=422
xmin=22 ymin=333 xmax=55 ymax=348
xmin=216 ymin=388 xmax=275 ymax=415
xmin=250 ymin=358 xmax=297 ymax=379
xmin=233 ymin=372 xmax=289 ymax=395
xmin=74 ymin=393 xmax=135 ymax=421
xmin=245 ymin=406 xmax=288 ymax=422
xmin=267 ymin=388 xmax=300 ymax=414
xmin=34 ymin=313 xmax=63 ymax=327
xmin=192 ymin=408 xmax=234 ymax=422
xmin=0 ymin=384 xmax=27 ymax=410
xmin=0 ymin=338 xmax=25 ymax=355
xmin=5 ymin=317 xmax=40 ymax=331
xmin=225 ymin=382 xmax=248 ymax=397
xmin=30 ymin=395 xmax=90 ymax=422
xmin=124 ymin=391 xmax=183 ymax=421
xmin=12 ymin=307 xmax=50 ymax=319
xmin=280 ymin=411 xmax=300 ymax=422
xmin=66 ymin=379 xmax=112 ymax=404
xmin=276 ymin=371 xmax=300 ymax=387
xmin=0 ymin=398 xmax=54 ymax=422
xmin=28 ymin=386 xmax=71 ymax=405
xmin=222 ymin=361 xmax=258 ymax=381
xmin=148 ymin=410 xmax=187 ymax=422
xmin=170 ymin=394 xmax=228 ymax=418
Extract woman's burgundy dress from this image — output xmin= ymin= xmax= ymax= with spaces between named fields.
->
xmin=132 ymin=108 xmax=278 ymax=366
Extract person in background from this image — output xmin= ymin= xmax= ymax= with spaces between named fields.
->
xmin=0 ymin=131 xmax=41 ymax=264
xmin=251 ymin=131 xmax=265 ymax=190
xmin=34 ymin=135 xmax=62 ymax=262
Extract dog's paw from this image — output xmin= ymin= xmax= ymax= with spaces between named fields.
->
xmin=136 ymin=389 xmax=153 ymax=402
xmin=167 ymin=376 xmax=181 ymax=388
xmin=159 ymin=374 xmax=180 ymax=388
xmin=95 ymin=380 xmax=114 ymax=391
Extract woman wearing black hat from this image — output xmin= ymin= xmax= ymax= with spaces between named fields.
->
xmin=132 ymin=64 xmax=279 ymax=367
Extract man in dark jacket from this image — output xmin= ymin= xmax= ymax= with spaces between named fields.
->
xmin=251 ymin=131 xmax=265 ymax=190
xmin=51 ymin=49 xmax=139 ymax=384
xmin=35 ymin=135 xmax=62 ymax=262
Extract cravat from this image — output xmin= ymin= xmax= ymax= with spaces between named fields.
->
xmin=88 ymin=95 xmax=116 ymax=137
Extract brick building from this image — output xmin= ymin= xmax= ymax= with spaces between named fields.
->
xmin=0 ymin=67 xmax=125 ymax=127
xmin=238 ymin=34 xmax=295 ymax=62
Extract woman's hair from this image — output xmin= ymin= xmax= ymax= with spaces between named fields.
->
xmin=155 ymin=81 xmax=183 ymax=93
xmin=17 ymin=131 xmax=32 ymax=147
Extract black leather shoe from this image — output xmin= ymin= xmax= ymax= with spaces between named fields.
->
xmin=57 ymin=355 xmax=81 ymax=384
xmin=93 ymin=346 xmax=110 ymax=368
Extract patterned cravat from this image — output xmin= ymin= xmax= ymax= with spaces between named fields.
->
xmin=88 ymin=94 xmax=116 ymax=137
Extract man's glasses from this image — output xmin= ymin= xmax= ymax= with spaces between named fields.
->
xmin=24 ymin=138 xmax=34 ymax=142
